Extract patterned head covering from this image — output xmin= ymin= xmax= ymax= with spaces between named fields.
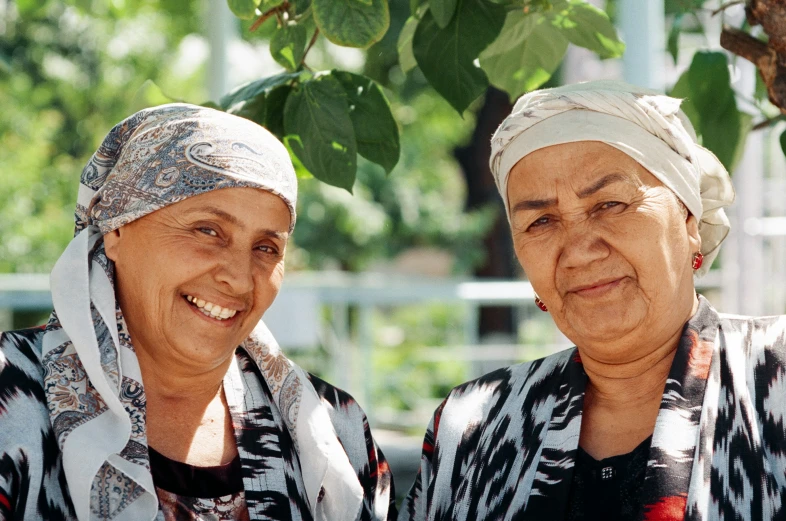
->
xmin=77 ymin=103 xmax=297 ymax=234
xmin=41 ymin=105 xmax=364 ymax=520
xmin=489 ymin=80 xmax=735 ymax=276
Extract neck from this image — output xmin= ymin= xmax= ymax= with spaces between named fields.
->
xmin=135 ymin=346 xmax=233 ymax=405
xmin=580 ymin=294 xmax=699 ymax=411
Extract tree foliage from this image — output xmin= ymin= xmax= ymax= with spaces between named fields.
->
xmin=221 ymin=0 xmax=624 ymax=190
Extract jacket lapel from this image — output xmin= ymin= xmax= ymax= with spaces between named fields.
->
xmin=520 ymin=349 xmax=587 ymax=519
xmin=639 ymin=296 xmax=719 ymax=520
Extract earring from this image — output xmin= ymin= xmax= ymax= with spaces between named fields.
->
xmin=692 ymin=251 xmax=704 ymax=270
xmin=534 ymin=295 xmax=548 ymax=312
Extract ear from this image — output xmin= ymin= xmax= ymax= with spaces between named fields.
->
xmin=103 ymin=228 xmax=122 ymax=263
xmin=686 ymin=212 xmax=701 ymax=254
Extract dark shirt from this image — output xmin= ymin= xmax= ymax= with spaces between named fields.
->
xmin=149 ymin=446 xmax=249 ymax=521
xmin=565 ymin=436 xmax=652 ymax=521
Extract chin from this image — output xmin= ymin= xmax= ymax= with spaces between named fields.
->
xmin=561 ymin=305 xmax=644 ymax=345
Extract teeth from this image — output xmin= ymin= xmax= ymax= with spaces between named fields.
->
xmin=184 ymin=295 xmax=238 ymax=321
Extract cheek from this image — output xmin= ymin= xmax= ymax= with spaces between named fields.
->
xmin=252 ymin=261 xmax=286 ymax=311
xmin=513 ymin=236 xmax=559 ymax=293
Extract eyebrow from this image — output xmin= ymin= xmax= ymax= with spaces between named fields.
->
xmin=511 ymin=173 xmax=632 ymax=213
xmin=184 ymin=206 xmax=288 ymax=239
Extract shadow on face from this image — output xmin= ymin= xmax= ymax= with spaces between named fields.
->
xmin=506 ymin=141 xmax=701 ymax=362
xmin=103 ymin=187 xmax=291 ymax=370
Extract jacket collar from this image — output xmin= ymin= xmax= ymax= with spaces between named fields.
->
xmin=523 ymin=295 xmax=719 ymax=520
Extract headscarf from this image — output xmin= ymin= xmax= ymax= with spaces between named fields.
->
xmin=489 ymin=80 xmax=735 ymax=276
xmin=42 ymin=104 xmax=363 ymax=520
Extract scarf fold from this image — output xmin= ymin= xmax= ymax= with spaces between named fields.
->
xmin=41 ymin=103 xmax=362 ymax=520
xmin=489 ymin=80 xmax=735 ymax=276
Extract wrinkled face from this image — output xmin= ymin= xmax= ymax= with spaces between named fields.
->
xmin=104 ymin=187 xmax=291 ymax=370
xmin=507 ymin=141 xmax=700 ymax=362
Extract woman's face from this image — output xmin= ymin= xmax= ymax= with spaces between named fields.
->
xmin=507 ymin=141 xmax=701 ymax=362
xmin=104 ymin=187 xmax=291 ymax=370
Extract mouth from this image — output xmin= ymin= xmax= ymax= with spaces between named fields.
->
xmin=569 ymin=277 xmax=626 ymax=297
xmin=183 ymin=294 xmax=241 ymax=323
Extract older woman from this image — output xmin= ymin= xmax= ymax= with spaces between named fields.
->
xmin=0 ymin=104 xmax=395 ymax=520
xmin=400 ymin=81 xmax=786 ymax=521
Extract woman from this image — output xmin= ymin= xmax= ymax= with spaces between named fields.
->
xmin=0 ymin=104 xmax=395 ymax=520
xmin=400 ymin=81 xmax=786 ymax=521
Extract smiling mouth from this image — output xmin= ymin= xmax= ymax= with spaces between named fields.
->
xmin=571 ymin=278 xmax=625 ymax=297
xmin=183 ymin=295 xmax=238 ymax=321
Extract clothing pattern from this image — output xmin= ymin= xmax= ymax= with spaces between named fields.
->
xmin=400 ymin=296 xmax=786 ymax=521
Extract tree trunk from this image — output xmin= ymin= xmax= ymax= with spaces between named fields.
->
xmin=454 ymin=87 xmax=517 ymax=337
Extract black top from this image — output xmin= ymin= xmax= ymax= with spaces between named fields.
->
xmin=565 ymin=436 xmax=652 ymax=521
xmin=148 ymin=446 xmax=244 ymax=498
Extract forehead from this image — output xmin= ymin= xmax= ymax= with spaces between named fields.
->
xmin=507 ymin=141 xmax=664 ymax=196
xmin=156 ymin=187 xmax=292 ymax=230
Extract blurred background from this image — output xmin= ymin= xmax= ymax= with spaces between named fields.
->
xmin=2 ymin=0 xmax=786 ymax=497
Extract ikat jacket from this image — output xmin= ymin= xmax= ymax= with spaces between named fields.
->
xmin=400 ymin=296 xmax=786 ymax=521
xmin=0 ymin=326 xmax=396 ymax=521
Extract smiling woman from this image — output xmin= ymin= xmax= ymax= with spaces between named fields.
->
xmin=0 ymin=105 xmax=395 ymax=521
xmin=400 ymin=81 xmax=786 ymax=521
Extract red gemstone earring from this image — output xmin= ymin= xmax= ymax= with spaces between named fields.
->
xmin=692 ymin=251 xmax=704 ymax=270
xmin=534 ymin=295 xmax=548 ymax=312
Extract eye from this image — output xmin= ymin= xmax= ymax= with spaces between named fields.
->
xmin=255 ymin=244 xmax=281 ymax=255
xmin=197 ymin=226 xmax=218 ymax=237
xmin=597 ymin=201 xmax=625 ymax=212
xmin=527 ymin=216 xmax=552 ymax=231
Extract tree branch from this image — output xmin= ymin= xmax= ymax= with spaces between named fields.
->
xmin=250 ymin=5 xmax=282 ymax=32
xmin=711 ymin=1 xmax=745 ymax=17
xmin=721 ymin=25 xmax=786 ymax=115
xmin=300 ymin=28 xmax=320 ymax=66
xmin=752 ymin=114 xmax=786 ymax=131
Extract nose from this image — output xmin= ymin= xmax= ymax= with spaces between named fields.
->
xmin=214 ymin=247 xmax=255 ymax=296
xmin=558 ymin=219 xmax=610 ymax=269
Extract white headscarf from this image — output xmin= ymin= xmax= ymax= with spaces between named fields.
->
xmin=489 ymin=80 xmax=735 ymax=276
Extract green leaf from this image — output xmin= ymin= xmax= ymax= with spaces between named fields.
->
xmin=410 ymin=0 xmax=427 ymax=15
xmin=290 ymin=0 xmax=312 ymax=14
xmin=687 ymin=51 xmax=741 ymax=170
xmin=332 ymin=71 xmax=400 ymax=174
xmin=398 ymin=16 xmax=419 ymax=73
xmin=284 ymin=75 xmax=358 ymax=190
xmin=312 ymin=0 xmax=390 ymax=48
xmin=227 ymin=0 xmax=260 ymax=19
xmin=668 ymin=70 xmax=700 ymax=129
xmin=665 ymin=0 xmax=704 ymax=15
xmin=219 ymin=71 xmax=300 ymax=111
xmin=549 ymin=0 xmax=624 ymax=59
xmin=413 ymin=0 xmax=506 ymax=113
xmin=668 ymin=14 xmax=682 ymax=64
xmin=479 ymin=10 xmax=568 ymax=99
xmin=270 ymin=24 xmax=308 ymax=71
xmin=780 ymin=129 xmax=786 ymax=159
xmin=430 ymin=0 xmax=458 ymax=28
xmin=219 ymin=72 xmax=300 ymax=138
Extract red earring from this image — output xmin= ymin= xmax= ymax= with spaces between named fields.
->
xmin=535 ymin=296 xmax=548 ymax=312
xmin=692 ymin=252 xmax=704 ymax=270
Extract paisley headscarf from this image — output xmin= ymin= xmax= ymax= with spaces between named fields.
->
xmin=489 ymin=80 xmax=735 ymax=276
xmin=42 ymin=104 xmax=363 ymax=520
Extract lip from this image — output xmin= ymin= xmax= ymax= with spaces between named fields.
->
xmin=182 ymin=295 xmax=244 ymax=327
xmin=568 ymin=277 xmax=626 ymax=297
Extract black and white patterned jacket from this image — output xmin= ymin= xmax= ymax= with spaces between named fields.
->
xmin=0 ymin=326 xmax=396 ymax=521
xmin=400 ymin=296 xmax=786 ymax=521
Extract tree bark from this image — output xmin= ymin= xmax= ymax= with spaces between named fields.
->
xmin=721 ymin=0 xmax=786 ymax=114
